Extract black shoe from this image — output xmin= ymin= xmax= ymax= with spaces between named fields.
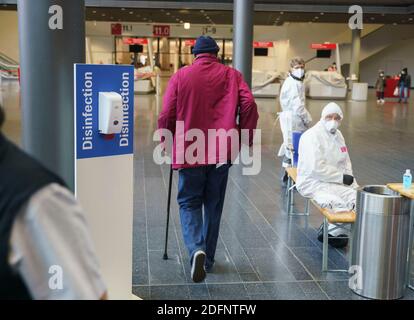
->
xmin=317 ymin=224 xmax=349 ymax=248
xmin=191 ymin=251 xmax=206 ymax=283
xmin=281 ymin=171 xmax=288 ymax=187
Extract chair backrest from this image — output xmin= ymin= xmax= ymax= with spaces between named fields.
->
xmin=292 ymin=131 xmax=303 ymax=167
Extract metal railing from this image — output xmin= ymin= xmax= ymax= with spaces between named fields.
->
xmin=0 ymin=52 xmax=19 ymax=80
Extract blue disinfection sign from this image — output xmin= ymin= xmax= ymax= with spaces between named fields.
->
xmin=74 ymin=64 xmax=134 ymax=159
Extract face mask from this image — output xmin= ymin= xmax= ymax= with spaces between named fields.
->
xmin=380 ymin=73 xmax=384 ymax=77
xmin=324 ymin=119 xmax=339 ymax=134
xmin=401 ymin=71 xmax=406 ymax=75
xmin=292 ymin=68 xmax=304 ymax=79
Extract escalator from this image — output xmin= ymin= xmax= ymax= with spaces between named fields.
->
xmin=0 ymin=52 xmax=19 ymax=80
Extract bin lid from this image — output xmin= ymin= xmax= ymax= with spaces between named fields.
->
xmin=360 ymin=185 xmax=399 ymax=197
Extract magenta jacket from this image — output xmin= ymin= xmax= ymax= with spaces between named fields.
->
xmin=158 ymin=54 xmax=259 ymax=169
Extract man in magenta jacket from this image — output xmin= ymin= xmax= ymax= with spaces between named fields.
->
xmin=158 ymin=36 xmax=258 ymax=283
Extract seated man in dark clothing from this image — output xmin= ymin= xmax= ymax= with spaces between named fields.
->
xmin=0 ymin=105 xmax=107 ymax=300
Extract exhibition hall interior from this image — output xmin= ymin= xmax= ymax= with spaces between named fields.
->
xmin=1 ymin=0 xmax=414 ymax=301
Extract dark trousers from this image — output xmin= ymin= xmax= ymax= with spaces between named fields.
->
xmin=376 ymin=91 xmax=384 ymax=99
xmin=177 ymin=164 xmax=230 ymax=269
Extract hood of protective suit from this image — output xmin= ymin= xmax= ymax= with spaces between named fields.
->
xmin=321 ymin=102 xmax=343 ymax=120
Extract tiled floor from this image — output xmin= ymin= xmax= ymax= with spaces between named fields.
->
xmin=2 ymin=78 xmax=414 ymax=300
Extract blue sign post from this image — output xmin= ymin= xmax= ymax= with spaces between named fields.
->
xmin=74 ymin=64 xmax=135 ymax=298
xmin=74 ymin=64 xmax=134 ymax=159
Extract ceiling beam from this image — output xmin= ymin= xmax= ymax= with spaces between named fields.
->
xmin=1 ymin=0 xmax=412 ymax=15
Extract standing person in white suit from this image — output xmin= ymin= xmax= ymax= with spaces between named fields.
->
xmin=278 ymin=57 xmax=312 ymax=185
xmin=296 ymin=102 xmax=357 ymax=248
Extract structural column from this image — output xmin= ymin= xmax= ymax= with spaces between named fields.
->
xmin=233 ymin=0 xmax=254 ymax=88
xmin=349 ymin=28 xmax=361 ymax=82
xmin=17 ymin=0 xmax=85 ymax=190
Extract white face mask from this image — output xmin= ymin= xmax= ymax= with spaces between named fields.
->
xmin=292 ymin=68 xmax=304 ymax=79
xmin=324 ymin=119 xmax=339 ymax=134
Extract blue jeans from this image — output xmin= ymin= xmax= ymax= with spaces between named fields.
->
xmin=177 ymin=164 xmax=230 ymax=269
xmin=399 ymin=85 xmax=408 ymax=102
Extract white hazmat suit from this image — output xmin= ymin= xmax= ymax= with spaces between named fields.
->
xmin=278 ymin=74 xmax=313 ymax=160
xmin=296 ymin=103 xmax=357 ymax=236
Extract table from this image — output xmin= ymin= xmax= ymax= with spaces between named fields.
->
xmin=384 ymin=78 xmax=411 ymax=99
xmin=387 ymin=183 xmax=414 ymax=291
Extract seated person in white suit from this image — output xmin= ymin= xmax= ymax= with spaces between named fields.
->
xmin=296 ymin=102 xmax=358 ymax=248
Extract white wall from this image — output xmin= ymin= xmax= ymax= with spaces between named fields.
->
xmin=360 ymin=38 xmax=414 ymax=87
xmin=0 ymin=10 xmax=19 ymax=61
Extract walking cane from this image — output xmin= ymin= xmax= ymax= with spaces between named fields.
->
xmin=163 ymin=164 xmax=173 ymax=260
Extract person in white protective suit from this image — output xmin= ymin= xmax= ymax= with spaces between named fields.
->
xmin=278 ymin=57 xmax=312 ymax=184
xmin=296 ymin=102 xmax=357 ymax=248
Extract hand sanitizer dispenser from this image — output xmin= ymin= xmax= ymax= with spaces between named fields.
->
xmin=98 ymin=92 xmax=123 ymax=135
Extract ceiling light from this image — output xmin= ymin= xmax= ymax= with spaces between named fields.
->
xmin=92 ymin=10 xmax=96 ymax=14
xmin=166 ymin=12 xmax=171 ymax=16
xmin=409 ymin=18 xmax=413 ymax=21
xmin=370 ymin=17 xmax=375 ymax=20
xmin=314 ymin=16 xmax=319 ymax=19
xmin=320 ymin=12 xmax=324 ymax=15
xmin=280 ymin=11 xmax=284 ymax=15
xmin=200 ymin=10 xmax=205 ymax=13
xmin=184 ymin=22 xmax=191 ymax=30
xmin=101 ymin=13 xmax=106 ymax=17
xmin=129 ymin=11 xmax=133 ymax=14
xmin=393 ymin=22 xmax=397 ymax=25
xmin=121 ymin=8 xmax=125 ymax=11
xmin=180 ymin=20 xmax=184 ymax=23
xmin=176 ymin=18 xmax=180 ymax=21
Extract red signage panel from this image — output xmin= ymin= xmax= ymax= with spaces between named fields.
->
xmin=184 ymin=39 xmax=196 ymax=47
xmin=310 ymin=43 xmax=337 ymax=50
xmin=123 ymin=38 xmax=148 ymax=45
xmin=111 ymin=23 xmax=122 ymax=35
xmin=153 ymin=25 xmax=170 ymax=37
xmin=253 ymin=41 xmax=274 ymax=48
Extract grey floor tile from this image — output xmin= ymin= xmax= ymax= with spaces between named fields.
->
xmin=132 ymin=286 xmax=150 ymax=300
xmin=263 ymin=282 xmax=308 ymax=300
xmin=207 ymin=284 xmax=250 ymax=300
xmin=240 ymin=273 xmax=261 ymax=282
xmin=150 ymin=285 xmax=190 ymax=300
xmin=132 ymin=259 xmax=149 ymax=285
xmin=317 ymin=281 xmax=365 ymax=300
xmin=244 ymin=282 xmax=268 ymax=296
xmin=291 ymin=247 xmax=349 ymax=281
xmin=248 ymin=293 xmax=273 ymax=300
xmin=204 ymin=250 xmax=242 ymax=283
xmin=244 ymin=248 xmax=296 ymax=282
xmin=149 ymin=250 xmax=187 ymax=285
xmin=188 ymin=284 xmax=211 ymax=300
